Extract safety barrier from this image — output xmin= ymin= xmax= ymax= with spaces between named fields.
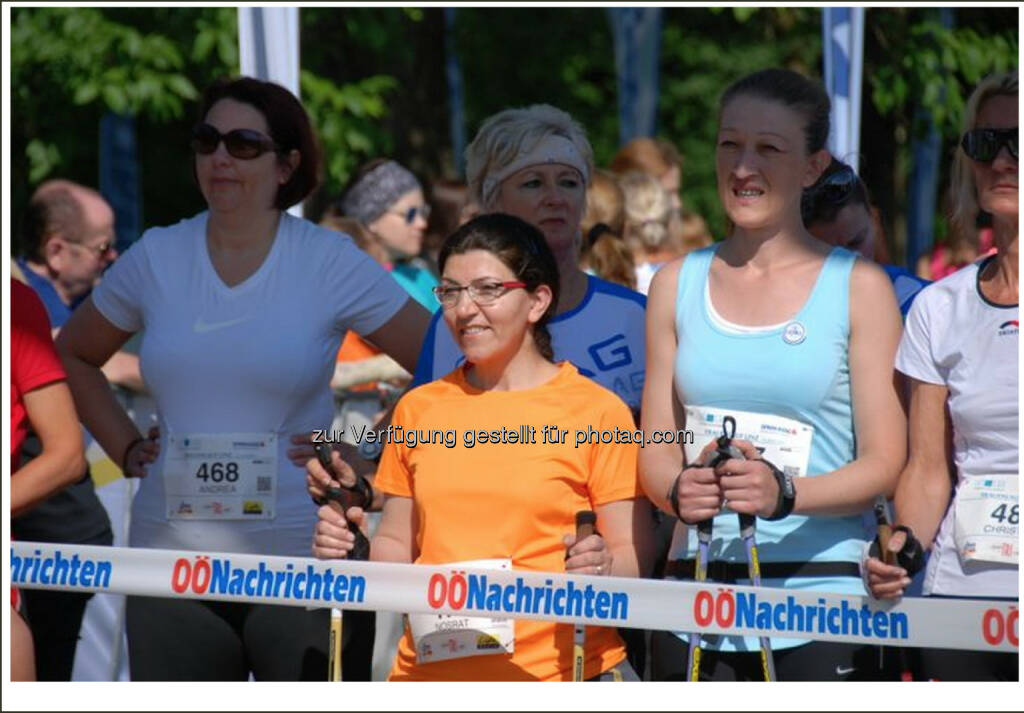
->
xmin=10 ymin=541 xmax=1018 ymax=653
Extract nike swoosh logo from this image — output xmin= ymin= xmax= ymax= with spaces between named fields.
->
xmin=835 ymin=666 xmax=856 ymax=676
xmin=193 ymin=316 xmax=251 ymax=333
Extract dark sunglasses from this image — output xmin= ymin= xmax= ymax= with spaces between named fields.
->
xmin=961 ymin=128 xmax=1018 ymax=163
xmin=390 ymin=204 xmax=432 ymax=225
xmin=190 ymin=123 xmax=279 ymax=160
xmin=808 ymin=165 xmax=858 ymax=205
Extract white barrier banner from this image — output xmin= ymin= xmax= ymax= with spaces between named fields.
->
xmin=10 ymin=542 xmax=1018 ymax=653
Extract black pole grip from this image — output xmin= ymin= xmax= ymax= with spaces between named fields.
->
xmin=314 ymin=443 xmax=370 ymax=561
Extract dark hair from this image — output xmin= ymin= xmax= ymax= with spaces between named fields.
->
xmin=800 ymin=156 xmax=872 ymax=226
xmin=21 ymin=184 xmax=84 ymax=260
xmin=720 ymin=68 xmax=831 ymax=155
xmin=424 ymin=178 xmax=471 ymax=257
xmin=438 ymin=213 xmax=560 ymax=361
xmin=197 ymin=76 xmax=321 ymax=209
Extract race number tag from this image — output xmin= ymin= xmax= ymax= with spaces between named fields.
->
xmin=163 ymin=433 xmax=277 ymax=520
xmin=668 ymin=406 xmax=815 ymax=562
xmin=683 ymin=405 xmax=814 ymax=478
xmin=409 ymin=559 xmax=514 ymax=664
xmin=954 ymin=476 xmax=1019 ymax=566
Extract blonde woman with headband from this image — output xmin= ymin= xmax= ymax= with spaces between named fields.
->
xmin=411 ymin=104 xmax=650 ymax=421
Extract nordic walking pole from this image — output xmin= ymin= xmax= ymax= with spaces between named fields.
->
xmin=572 ymin=510 xmax=597 ymax=681
xmin=738 ymin=513 xmax=777 ymax=681
xmin=874 ymin=497 xmax=913 ymax=681
xmin=329 ymin=608 xmax=343 ymax=682
xmin=315 ymin=443 xmax=372 ymax=681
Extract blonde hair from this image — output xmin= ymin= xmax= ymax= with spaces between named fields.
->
xmin=465 ymin=104 xmax=595 ymax=209
xmin=582 ymin=232 xmax=637 ymax=291
xmin=581 ymin=169 xmax=625 ymax=237
xmin=950 ymin=71 xmax=1018 ymax=241
xmin=609 ymin=137 xmax=681 ymax=179
xmin=619 ymin=170 xmax=672 ymax=252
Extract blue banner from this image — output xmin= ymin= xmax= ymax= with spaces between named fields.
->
xmin=822 ymin=7 xmax=864 ymax=172
xmin=607 ymin=8 xmax=663 ymax=144
xmin=99 ymin=112 xmax=141 ymax=250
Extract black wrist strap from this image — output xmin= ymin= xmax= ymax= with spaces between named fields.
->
xmin=351 ymin=473 xmax=375 ymax=510
xmin=667 ymin=470 xmax=685 ymax=521
xmin=891 ymin=525 xmax=926 ymax=575
xmin=761 ymin=458 xmax=794 ymax=521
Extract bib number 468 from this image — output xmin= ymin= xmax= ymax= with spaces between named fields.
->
xmin=196 ymin=461 xmax=239 ymax=483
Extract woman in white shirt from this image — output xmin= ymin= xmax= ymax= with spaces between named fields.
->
xmin=864 ymin=71 xmax=1018 ymax=681
xmin=56 ymin=76 xmax=430 ymax=681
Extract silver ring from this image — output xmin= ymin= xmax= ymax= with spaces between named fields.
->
xmin=595 ymin=564 xmax=603 ymax=575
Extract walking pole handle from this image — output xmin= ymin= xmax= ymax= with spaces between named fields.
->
xmin=314 ymin=443 xmax=371 ymax=561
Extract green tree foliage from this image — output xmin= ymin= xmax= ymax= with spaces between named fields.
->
xmin=870 ymin=11 xmax=1017 ymax=141
xmin=11 ymin=6 xmax=202 ymax=228
xmin=10 ymin=6 xmax=1017 ymax=261
xmin=454 ymin=8 xmax=619 ymax=168
xmin=659 ymin=7 xmax=822 ymax=236
xmin=300 ymin=70 xmax=398 ymax=196
xmin=10 ymin=6 xmax=402 ymax=244
xmin=862 ymin=7 xmax=1016 ymax=258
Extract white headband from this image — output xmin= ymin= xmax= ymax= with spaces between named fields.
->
xmin=481 ymin=134 xmax=590 ymax=207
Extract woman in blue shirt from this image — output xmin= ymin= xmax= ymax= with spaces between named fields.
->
xmin=639 ymin=68 xmax=906 ymax=681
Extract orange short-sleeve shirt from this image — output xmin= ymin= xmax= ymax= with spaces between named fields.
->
xmin=375 ymin=362 xmax=641 ymax=681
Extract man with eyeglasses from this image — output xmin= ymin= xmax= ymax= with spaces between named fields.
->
xmin=12 ymin=179 xmax=141 ymax=680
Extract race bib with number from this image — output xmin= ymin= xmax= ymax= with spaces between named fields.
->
xmin=683 ymin=405 xmax=814 ymax=478
xmin=163 ymin=433 xmax=277 ymax=520
xmin=408 ymin=558 xmax=515 ymax=664
xmin=668 ymin=406 xmax=815 ymax=562
xmin=954 ymin=476 xmax=1019 ymax=567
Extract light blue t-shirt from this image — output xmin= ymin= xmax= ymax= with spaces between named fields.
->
xmin=671 ymin=244 xmax=864 ymax=651
xmin=391 ymin=259 xmax=439 ymax=311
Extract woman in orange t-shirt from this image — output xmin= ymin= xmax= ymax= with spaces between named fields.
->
xmin=312 ymin=214 xmax=653 ymax=681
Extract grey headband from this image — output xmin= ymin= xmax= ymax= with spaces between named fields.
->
xmin=340 ymin=161 xmax=421 ymax=226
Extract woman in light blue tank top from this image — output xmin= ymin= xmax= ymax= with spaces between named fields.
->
xmin=639 ymin=69 xmax=907 ymax=681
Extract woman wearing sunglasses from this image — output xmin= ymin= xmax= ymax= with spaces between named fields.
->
xmin=640 ymin=68 xmax=906 ymax=681
xmin=864 ymin=71 xmax=1018 ymax=682
xmin=55 ymin=76 xmax=430 ymax=681
xmin=802 ymin=158 xmax=931 ymax=318
xmin=313 ymin=213 xmax=647 ymax=681
xmin=338 ymin=158 xmax=439 ymax=310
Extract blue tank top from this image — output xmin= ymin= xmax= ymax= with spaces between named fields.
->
xmin=673 ymin=244 xmax=865 ymax=650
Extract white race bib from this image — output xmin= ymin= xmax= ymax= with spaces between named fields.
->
xmin=164 ymin=433 xmax=277 ymax=520
xmin=408 ymin=558 xmax=514 ymax=664
xmin=954 ymin=476 xmax=1019 ymax=566
xmin=683 ymin=405 xmax=814 ymax=478
xmin=669 ymin=406 xmax=815 ymax=561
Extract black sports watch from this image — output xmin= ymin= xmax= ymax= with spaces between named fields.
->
xmin=357 ymin=438 xmax=384 ymax=464
xmin=762 ymin=459 xmax=796 ymax=521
